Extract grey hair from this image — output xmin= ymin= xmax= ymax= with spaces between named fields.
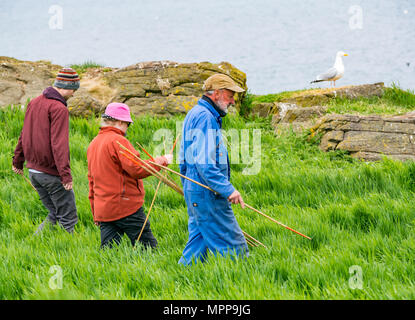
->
xmin=100 ymin=116 xmax=118 ymax=127
xmin=205 ymin=90 xmax=215 ymax=95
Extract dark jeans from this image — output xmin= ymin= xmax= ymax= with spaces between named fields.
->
xmin=100 ymin=207 xmax=158 ymax=249
xmin=29 ymin=171 xmax=78 ymax=233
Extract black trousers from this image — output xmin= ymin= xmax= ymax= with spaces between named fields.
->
xmin=99 ymin=207 xmax=158 ymax=249
xmin=29 ymin=171 xmax=78 ymax=233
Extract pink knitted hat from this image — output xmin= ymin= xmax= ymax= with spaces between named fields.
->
xmin=103 ymin=103 xmax=133 ymax=123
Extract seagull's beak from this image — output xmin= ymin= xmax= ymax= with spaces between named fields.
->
xmin=344 ymin=53 xmax=348 ymax=56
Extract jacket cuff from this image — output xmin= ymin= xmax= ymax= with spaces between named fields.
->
xmin=61 ymin=175 xmax=72 ymax=185
xmin=12 ymin=158 xmax=24 ymax=170
xmin=222 ymin=185 xmax=236 ymax=199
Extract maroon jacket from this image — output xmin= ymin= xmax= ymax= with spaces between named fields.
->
xmin=13 ymin=87 xmax=72 ymax=184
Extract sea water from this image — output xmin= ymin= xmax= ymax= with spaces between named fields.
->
xmin=1 ymin=0 xmax=414 ymax=94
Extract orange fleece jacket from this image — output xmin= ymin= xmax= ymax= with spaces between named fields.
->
xmin=87 ymin=126 xmax=168 ymax=222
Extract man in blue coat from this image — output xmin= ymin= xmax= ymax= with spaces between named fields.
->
xmin=178 ymin=74 xmax=249 ymax=265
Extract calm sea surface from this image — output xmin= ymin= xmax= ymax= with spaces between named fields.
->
xmin=1 ymin=0 xmax=414 ymax=94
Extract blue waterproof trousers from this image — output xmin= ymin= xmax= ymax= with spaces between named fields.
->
xmin=178 ymin=187 xmax=248 ymax=265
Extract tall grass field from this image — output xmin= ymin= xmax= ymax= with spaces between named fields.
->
xmin=1 ymin=87 xmax=415 ymax=300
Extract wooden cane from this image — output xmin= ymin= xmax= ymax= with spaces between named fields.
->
xmin=117 ymin=142 xmax=183 ymax=196
xmin=136 ymin=136 xmax=180 ymax=243
xmin=118 ymin=141 xmax=265 ymax=247
xmin=22 ymin=174 xmax=37 ymax=191
xmin=146 ymin=160 xmax=312 ymax=240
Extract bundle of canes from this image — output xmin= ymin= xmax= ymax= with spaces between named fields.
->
xmin=117 ymin=141 xmax=183 ymax=196
xmin=146 ymin=160 xmax=312 ymax=241
xmin=136 ymin=135 xmax=180 ymax=243
xmin=117 ymin=140 xmax=265 ymax=248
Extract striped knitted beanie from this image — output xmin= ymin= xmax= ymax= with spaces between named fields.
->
xmin=53 ymin=68 xmax=80 ymax=90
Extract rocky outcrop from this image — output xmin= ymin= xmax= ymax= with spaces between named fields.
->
xmin=250 ymin=83 xmax=385 ymax=120
xmin=0 ymin=56 xmax=59 ymax=106
xmin=279 ymin=83 xmax=385 ymax=107
xmin=66 ymin=69 xmax=116 ymax=117
xmin=0 ymin=57 xmax=247 ymax=117
xmin=272 ymin=103 xmax=327 ymax=132
xmin=311 ymin=113 xmax=415 ymax=161
xmin=252 ymin=101 xmax=328 ymax=132
xmin=103 ymin=61 xmax=246 ymax=116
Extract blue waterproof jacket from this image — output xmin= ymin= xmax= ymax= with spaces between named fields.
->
xmin=178 ymin=97 xmax=248 ymax=265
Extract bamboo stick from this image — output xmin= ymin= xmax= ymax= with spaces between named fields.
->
xmin=242 ymin=230 xmax=267 ymax=248
xmin=118 ymin=141 xmax=267 ymax=247
xmin=137 ymin=179 xmax=162 ymax=243
xmin=117 ymin=146 xmax=184 ymax=196
xmin=22 ymin=174 xmax=36 ymax=191
xmin=146 ymin=160 xmax=217 ymax=194
xmin=137 ymin=136 xmax=180 ymax=243
xmin=244 ymin=237 xmax=257 ymax=248
xmin=136 ymin=141 xmax=154 ymax=161
xmin=244 ymin=204 xmax=312 ymax=240
xmin=147 ymin=159 xmax=312 ymax=240
xmin=171 ymin=133 xmax=180 ymax=154
xmin=246 ymin=237 xmax=258 ymax=248
xmin=144 ymin=160 xmax=272 ymax=245
xmin=117 ymin=141 xmax=176 ymax=180
xmin=118 ymin=142 xmax=164 ymax=179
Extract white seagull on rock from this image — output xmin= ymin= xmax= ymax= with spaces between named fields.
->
xmin=311 ymin=51 xmax=348 ymax=87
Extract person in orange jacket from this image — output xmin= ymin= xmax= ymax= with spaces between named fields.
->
xmin=87 ymin=102 xmax=173 ymax=249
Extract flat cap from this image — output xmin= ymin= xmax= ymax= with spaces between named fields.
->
xmin=202 ymin=74 xmax=245 ymax=93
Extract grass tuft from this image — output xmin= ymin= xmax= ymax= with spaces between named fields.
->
xmin=69 ymin=61 xmax=104 ymax=75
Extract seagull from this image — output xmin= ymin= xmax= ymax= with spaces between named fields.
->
xmin=311 ymin=51 xmax=348 ymax=87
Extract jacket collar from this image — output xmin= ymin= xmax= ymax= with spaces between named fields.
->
xmin=43 ymin=87 xmax=67 ymax=106
xmin=198 ymin=96 xmax=223 ymax=127
xmin=201 ymin=95 xmax=227 ymax=118
xmin=99 ymin=126 xmax=126 ymax=136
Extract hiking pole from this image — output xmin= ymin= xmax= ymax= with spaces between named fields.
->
xmin=146 ymin=160 xmax=312 ymax=241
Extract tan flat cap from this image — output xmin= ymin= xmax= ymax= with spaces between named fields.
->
xmin=203 ymin=74 xmax=245 ymax=93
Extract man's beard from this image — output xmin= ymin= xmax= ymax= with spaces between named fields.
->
xmin=216 ymin=98 xmax=233 ymax=115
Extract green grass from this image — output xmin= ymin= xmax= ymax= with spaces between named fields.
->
xmin=69 ymin=61 xmax=105 ymax=76
xmin=326 ymin=84 xmax=415 ymax=115
xmin=250 ymin=89 xmax=308 ymax=104
xmin=1 ymin=104 xmax=415 ymax=299
xmin=243 ymin=84 xmax=415 ymax=116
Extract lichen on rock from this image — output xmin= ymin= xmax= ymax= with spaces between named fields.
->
xmin=0 ymin=57 xmax=247 ymax=118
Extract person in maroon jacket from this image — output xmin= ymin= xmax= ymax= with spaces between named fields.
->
xmin=12 ymin=68 xmax=80 ymax=234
